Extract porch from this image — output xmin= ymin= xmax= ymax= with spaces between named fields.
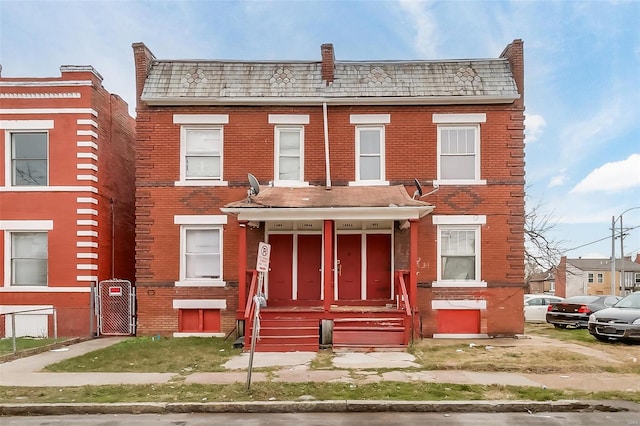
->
xmin=222 ymin=185 xmax=434 ymax=352
xmin=241 ymin=270 xmax=417 ymax=352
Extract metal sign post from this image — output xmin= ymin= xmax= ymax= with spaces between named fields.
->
xmin=247 ymin=242 xmax=271 ymax=390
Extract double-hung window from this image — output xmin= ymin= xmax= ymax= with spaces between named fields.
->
xmin=597 ymin=273 xmax=604 ymax=283
xmin=357 ymin=126 xmax=384 ymax=182
xmin=440 ymin=228 xmax=477 ymax=280
xmin=275 ymin=126 xmax=303 ymax=183
xmin=269 ymin=114 xmax=309 ymax=187
xmin=350 ymin=114 xmax=390 ymax=186
xmin=433 ymin=215 xmax=486 ymax=287
xmin=174 ymin=115 xmax=228 ymax=186
xmin=10 ymin=232 xmax=48 ymax=286
xmin=2 ymin=120 xmax=53 ymax=188
xmin=184 ymin=127 xmax=222 ymax=180
xmin=433 ymin=113 xmax=486 ymax=185
xmin=174 ymin=215 xmax=227 ymax=286
xmin=588 ymin=273 xmax=594 ymax=283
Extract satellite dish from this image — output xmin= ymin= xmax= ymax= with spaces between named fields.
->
xmin=248 ymin=173 xmax=260 ymax=197
xmin=413 ymin=178 xmax=423 ymax=199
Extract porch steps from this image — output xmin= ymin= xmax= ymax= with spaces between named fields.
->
xmin=332 ymin=317 xmax=407 ymax=349
xmin=245 ymin=316 xmax=319 ymax=352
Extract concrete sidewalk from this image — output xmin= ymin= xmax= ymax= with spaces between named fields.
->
xmin=1 ymin=337 xmax=638 ymax=392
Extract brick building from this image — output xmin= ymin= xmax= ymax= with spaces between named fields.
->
xmin=133 ymin=40 xmax=526 ymax=349
xmin=0 ymin=65 xmax=135 ymax=338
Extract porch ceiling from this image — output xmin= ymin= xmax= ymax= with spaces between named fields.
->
xmin=221 ymin=185 xmax=434 ymax=221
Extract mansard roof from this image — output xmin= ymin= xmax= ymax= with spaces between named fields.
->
xmin=141 ymin=57 xmax=519 ymax=105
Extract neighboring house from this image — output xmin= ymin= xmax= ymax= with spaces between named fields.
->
xmin=0 ymin=65 xmax=135 ymax=338
xmin=527 ymin=270 xmax=555 ymax=294
xmin=132 ymin=40 xmax=525 ymax=350
xmin=555 ymin=256 xmax=640 ymax=298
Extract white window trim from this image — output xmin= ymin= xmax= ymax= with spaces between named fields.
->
xmin=350 ymin=125 xmax=388 ymax=186
xmin=350 ymin=114 xmax=391 ymax=124
xmin=4 ymin=129 xmax=50 ymax=188
xmin=268 ymin=114 xmax=310 ymax=125
xmin=175 ymin=217 xmax=226 ymax=287
xmin=176 ymin=125 xmax=228 ymax=186
xmin=173 ymin=299 xmax=227 ymax=309
xmin=274 ymin=125 xmax=308 ymax=187
xmin=435 ymin=121 xmax=485 ymax=186
xmin=433 ymin=221 xmax=486 ymax=288
xmin=3 ymin=225 xmax=51 ymax=288
xmin=173 ymin=114 xmax=229 ymax=125
xmin=431 ymin=299 xmax=487 ymax=310
xmin=432 ymin=113 xmax=486 ymax=124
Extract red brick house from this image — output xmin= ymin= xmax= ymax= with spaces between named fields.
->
xmin=133 ymin=40 xmax=525 ymax=349
xmin=0 ymin=65 xmax=135 ymax=338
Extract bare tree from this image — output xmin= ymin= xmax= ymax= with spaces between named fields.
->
xmin=524 ymin=195 xmax=565 ymax=282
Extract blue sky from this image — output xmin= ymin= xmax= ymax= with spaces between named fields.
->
xmin=1 ymin=0 xmax=639 ymax=262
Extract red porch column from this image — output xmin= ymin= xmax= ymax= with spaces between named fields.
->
xmin=409 ymin=219 xmax=419 ymax=309
xmin=238 ymin=221 xmax=248 ymax=315
xmin=323 ymin=219 xmax=333 ymax=311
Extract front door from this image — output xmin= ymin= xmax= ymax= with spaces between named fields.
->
xmin=337 ymin=234 xmax=362 ymax=299
xmin=297 ymin=234 xmax=322 ymax=300
xmin=366 ymin=234 xmax=391 ymax=299
xmin=267 ymin=234 xmax=293 ymax=302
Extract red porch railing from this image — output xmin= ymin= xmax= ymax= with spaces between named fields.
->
xmin=396 ymin=270 xmax=413 ymax=345
xmin=243 ymin=270 xmax=259 ymax=321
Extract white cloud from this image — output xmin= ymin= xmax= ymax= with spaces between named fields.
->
xmin=396 ymin=0 xmax=439 ymax=58
xmin=570 ymin=154 xmax=640 ymax=194
xmin=548 ymin=173 xmax=566 ymax=188
xmin=524 ymin=113 xmax=546 ymax=143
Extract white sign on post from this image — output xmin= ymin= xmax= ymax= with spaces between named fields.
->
xmin=256 ymin=242 xmax=271 ymax=272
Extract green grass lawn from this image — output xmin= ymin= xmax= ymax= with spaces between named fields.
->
xmin=44 ymin=336 xmax=242 ymax=373
xmin=0 ymin=337 xmax=65 ymax=356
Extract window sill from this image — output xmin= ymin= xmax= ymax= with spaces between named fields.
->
xmin=433 ymin=179 xmax=487 ymax=186
xmin=348 ymin=180 xmax=389 ymax=186
xmin=173 ymin=332 xmax=225 ymax=338
xmin=174 ymin=280 xmax=226 ymax=287
xmin=174 ymin=180 xmax=228 ymax=187
xmin=432 ymin=280 xmax=487 ymax=288
xmin=272 ymin=181 xmax=310 ymax=187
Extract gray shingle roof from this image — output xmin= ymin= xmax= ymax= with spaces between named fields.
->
xmin=567 ymin=258 xmax=640 ymax=272
xmin=141 ymin=59 xmax=518 ymax=104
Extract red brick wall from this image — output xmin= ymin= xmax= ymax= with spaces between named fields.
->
xmin=0 ymin=67 xmax=135 ymax=337
xmin=133 ymin=43 xmax=525 ymax=338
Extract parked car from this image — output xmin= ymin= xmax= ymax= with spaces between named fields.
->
xmin=588 ymin=292 xmax=640 ymax=343
xmin=546 ymin=295 xmax=620 ymax=329
xmin=524 ymin=295 xmax=565 ymax=322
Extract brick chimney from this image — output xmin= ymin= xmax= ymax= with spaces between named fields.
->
xmin=321 ymin=43 xmax=335 ymax=86
xmin=500 ymin=39 xmax=524 ymax=106
xmin=132 ymin=42 xmax=156 ymax=112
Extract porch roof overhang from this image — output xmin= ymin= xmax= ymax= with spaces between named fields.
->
xmin=221 ymin=185 xmax=435 ymax=222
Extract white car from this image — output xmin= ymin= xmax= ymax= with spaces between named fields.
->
xmin=524 ymin=294 xmax=565 ymax=322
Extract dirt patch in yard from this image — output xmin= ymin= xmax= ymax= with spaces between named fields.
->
xmin=410 ymin=326 xmax=640 ymax=375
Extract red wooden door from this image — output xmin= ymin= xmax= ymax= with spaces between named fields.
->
xmin=297 ymin=234 xmax=322 ymax=300
xmin=337 ymin=234 xmax=362 ymax=300
xmin=267 ymin=234 xmax=293 ymax=301
xmin=366 ymin=234 xmax=391 ymax=299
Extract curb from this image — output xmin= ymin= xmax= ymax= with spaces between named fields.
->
xmin=0 ymin=399 xmax=636 ymax=416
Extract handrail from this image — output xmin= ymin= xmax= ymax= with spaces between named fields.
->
xmin=397 ymin=271 xmax=412 ymax=317
xmin=243 ymin=270 xmax=259 ymax=320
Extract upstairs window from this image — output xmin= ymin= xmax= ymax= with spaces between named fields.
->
xmin=356 ymin=126 xmax=385 ymax=182
xmin=588 ymin=273 xmax=594 ymax=283
xmin=10 ymin=232 xmax=48 ymax=286
xmin=275 ymin=126 xmax=303 ymax=183
xmin=433 ymin=113 xmax=486 ymax=185
xmin=11 ymin=132 xmax=48 ymax=186
xmin=439 ymin=126 xmax=478 ymax=180
xmin=597 ymin=273 xmax=604 ymax=283
xmin=183 ymin=127 xmax=222 ymax=180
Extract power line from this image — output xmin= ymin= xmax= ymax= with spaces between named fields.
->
xmin=565 ymin=224 xmax=640 ymax=252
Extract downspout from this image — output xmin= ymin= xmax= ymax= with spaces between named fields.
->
xmin=323 ymin=102 xmax=331 ymax=189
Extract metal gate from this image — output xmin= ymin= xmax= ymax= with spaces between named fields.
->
xmin=96 ymin=279 xmax=136 ymax=336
